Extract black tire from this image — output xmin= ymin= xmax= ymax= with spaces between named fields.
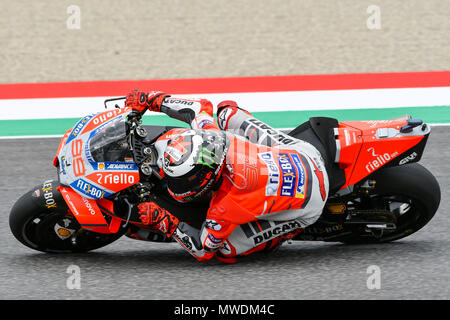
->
xmin=9 ymin=180 xmax=125 ymax=253
xmin=341 ymin=163 xmax=440 ymax=244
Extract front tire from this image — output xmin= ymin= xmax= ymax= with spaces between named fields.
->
xmin=9 ymin=180 xmax=125 ymax=253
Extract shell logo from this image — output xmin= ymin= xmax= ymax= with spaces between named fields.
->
xmin=57 ymin=228 xmax=73 ymax=237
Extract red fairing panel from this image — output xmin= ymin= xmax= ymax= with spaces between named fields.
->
xmin=336 ymin=120 xmax=425 ymax=187
xmin=58 ymin=186 xmax=121 ymax=234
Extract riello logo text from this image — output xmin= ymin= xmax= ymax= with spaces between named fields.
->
xmin=365 ymin=153 xmax=394 ymax=173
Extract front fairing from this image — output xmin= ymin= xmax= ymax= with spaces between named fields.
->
xmin=56 ymin=108 xmax=140 ymax=199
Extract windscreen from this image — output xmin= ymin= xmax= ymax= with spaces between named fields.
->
xmin=88 ymin=117 xmax=133 ymax=162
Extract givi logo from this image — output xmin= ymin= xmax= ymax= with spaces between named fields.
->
xmin=399 ymin=152 xmax=418 ymax=165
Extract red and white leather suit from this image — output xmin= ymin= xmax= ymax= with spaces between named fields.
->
xmin=152 ymin=96 xmax=329 ymax=262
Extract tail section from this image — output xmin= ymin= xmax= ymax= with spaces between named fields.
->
xmin=335 ymin=118 xmax=430 ymax=187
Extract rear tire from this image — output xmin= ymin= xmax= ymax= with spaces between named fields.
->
xmin=9 ymin=180 xmax=125 ymax=253
xmin=341 ymin=163 xmax=440 ymax=244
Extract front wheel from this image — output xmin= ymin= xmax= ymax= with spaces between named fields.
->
xmin=9 ymin=180 xmax=125 ymax=253
xmin=340 ymin=163 xmax=441 ymax=244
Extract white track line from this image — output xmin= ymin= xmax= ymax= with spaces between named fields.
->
xmin=1 ymin=87 xmax=450 ymax=120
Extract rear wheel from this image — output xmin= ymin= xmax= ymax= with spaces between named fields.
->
xmin=340 ymin=163 xmax=440 ymax=244
xmin=9 ymin=181 xmax=125 ymax=253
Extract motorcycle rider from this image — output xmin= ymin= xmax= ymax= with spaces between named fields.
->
xmin=125 ymin=90 xmax=329 ymax=263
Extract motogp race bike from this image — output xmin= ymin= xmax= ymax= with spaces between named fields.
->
xmin=10 ymin=98 xmax=441 ymax=253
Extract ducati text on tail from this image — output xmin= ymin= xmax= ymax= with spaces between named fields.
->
xmin=10 ymin=100 xmax=440 ymax=259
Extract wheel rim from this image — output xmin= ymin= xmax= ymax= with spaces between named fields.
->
xmin=345 ymin=193 xmax=426 ymax=241
xmin=21 ymin=211 xmax=120 ymax=253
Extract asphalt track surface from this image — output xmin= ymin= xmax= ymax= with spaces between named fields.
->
xmin=0 ymin=127 xmax=449 ymax=300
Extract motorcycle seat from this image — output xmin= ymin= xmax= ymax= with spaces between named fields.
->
xmin=288 ymin=117 xmax=346 ymax=194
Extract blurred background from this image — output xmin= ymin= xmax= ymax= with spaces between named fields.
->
xmin=1 ymin=0 xmax=450 ymax=83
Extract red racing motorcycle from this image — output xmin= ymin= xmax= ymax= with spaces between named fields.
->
xmin=9 ymin=98 xmax=441 ymax=253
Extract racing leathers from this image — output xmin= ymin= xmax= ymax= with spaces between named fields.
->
xmin=128 ymin=92 xmax=329 ymax=262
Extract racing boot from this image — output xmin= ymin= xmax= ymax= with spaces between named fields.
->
xmin=137 ymin=202 xmax=179 ymax=238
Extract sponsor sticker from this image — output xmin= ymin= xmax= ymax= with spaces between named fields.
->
xmin=248 ymin=118 xmax=295 ymax=145
xmin=205 ymin=219 xmax=222 ymax=231
xmin=94 ymin=172 xmax=137 ymax=185
xmin=70 ymin=179 xmax=111 ymax=199
xmin=165 ymin=99 xmax=194 ymax=106
xmin=290 ymin=154 xmax=306 ymax=199
xmin=42 ymin=180 xmax=57 ymax=208
xmin=277 ymin=153 xmax=297 ymax=197
xmin=83 ymin=109 xmax=129 ymax=135
xmin=218 ymin=108 xmax=232 ymax=129
xmin=220 ymin=240 xmax=232 ymax=255
xmin=54 ymin=222 xmax=75 ymax=240
xmin=365 ymin=150 xmax=399 ymax=173
xmin=60 ymin=156 xmax=67 ymax=175
xmin=198 ymin=119 xmax=214 ymax=129
xmin=84 ymin=141 xmax=95 ymax=164
xmin=66 ymin=114 xmax=94 ymax=144
xmin=105 ymin=163 xmax=137 ymax=170
xmin=243 ymin=220 xmax=302 ymax=245
xmin=258 ymin=152 xmax=280 ymax=196
xmin=399 ymin=152 xmax=418 ymax=165
xmin=204 ymin=233 xmax=222 ymax=249
xmin=195 ymin=113 xmax=215 ymax=129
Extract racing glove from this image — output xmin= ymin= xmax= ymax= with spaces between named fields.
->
xmin=125 ymin=90 xmax=170 ymax=113
xmin=137 ymin=201 xmax=179 ymax=238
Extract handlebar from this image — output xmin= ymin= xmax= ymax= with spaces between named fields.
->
xmin=103 ymin=96 xmax=145 ymax=128
xmin=104 ymin=96 xmax=126 ymax=109
xmin=104 ymin=96 xmax=149 ymax=122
